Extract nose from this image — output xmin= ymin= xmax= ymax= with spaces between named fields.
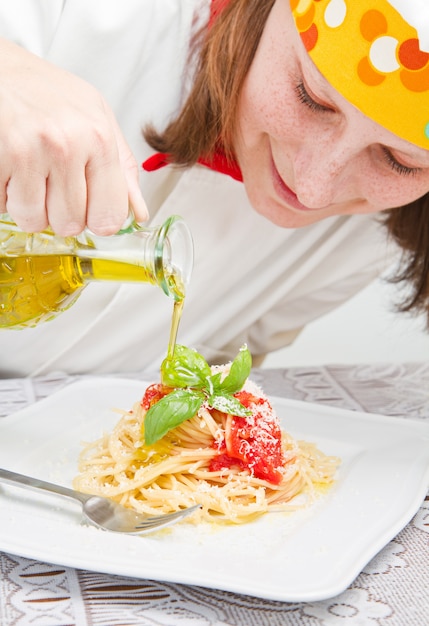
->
xmin=292 ymin=137 xmax=361 ymax=209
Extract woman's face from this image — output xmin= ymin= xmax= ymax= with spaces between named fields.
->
xmin=234 ymin=0 xmax=429 ymax=228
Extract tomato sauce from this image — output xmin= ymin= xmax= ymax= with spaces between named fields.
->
xmin=141 ymin=383 xmax=167 ymax=410
xmin=209 ymin=390 xmax=284 ymax=484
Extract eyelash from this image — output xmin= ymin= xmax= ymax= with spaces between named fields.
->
xmin=295 ymin=80 xmax=421 ymax=178
xmin=381 ymin=147 xmax=419 ymax=177
xmin=294 ymin=81 xmax=331 ymax=113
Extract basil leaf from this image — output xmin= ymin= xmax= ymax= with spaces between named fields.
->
xmin=208 ymin=393 xmax=252 ymax=417
xmin=144 ymin=389 xmax=205 ymax=445
xmin=205 ymin=371 xmax=222 ymax=395
xmin=218 ymin=345 xmax=252 ymax=394
xmin=161 ymin=345 xmax=211 ymax=389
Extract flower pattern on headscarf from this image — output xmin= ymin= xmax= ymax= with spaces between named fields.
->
xmin=291 ymin=0 xmax=429 ymax=147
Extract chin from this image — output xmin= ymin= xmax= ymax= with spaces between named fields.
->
xmin=250 ymin=195 xmax=324 ymax=229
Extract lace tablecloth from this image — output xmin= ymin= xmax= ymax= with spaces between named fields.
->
xmin=0 ymin=363 xmax=428 ymax=626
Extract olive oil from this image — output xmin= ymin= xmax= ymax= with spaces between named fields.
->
xmin=167 ymin=293 xmax=185 ymax=359
xmin=0 ymin=254 xmax=162 ymax=329
xmin=0 ymin=213 xmax=193 ymax=330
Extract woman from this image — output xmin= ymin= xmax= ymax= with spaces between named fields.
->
xmin=0 ymin=0 xmax=427 ymax=376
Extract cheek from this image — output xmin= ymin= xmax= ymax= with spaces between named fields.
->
xmin=237 ymin=47 xmax=301 ymax=143
xmin=238 ymin=72 xmax=302 ymax=148
xmin=364 ymin=174 xmax=429 ymax=210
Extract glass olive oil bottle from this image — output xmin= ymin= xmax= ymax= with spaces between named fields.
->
xmin=0 ymin=214 xmax=193 ymax=330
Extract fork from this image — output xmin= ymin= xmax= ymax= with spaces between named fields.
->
xmin=0 ymin=468 xmax=200 ymax=534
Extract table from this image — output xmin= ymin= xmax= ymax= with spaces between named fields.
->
xmin=0 ymin=363 xmax=428 ymax=626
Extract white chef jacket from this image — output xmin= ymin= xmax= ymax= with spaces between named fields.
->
xmin=0 ymin=0 xmax=394 ymax=377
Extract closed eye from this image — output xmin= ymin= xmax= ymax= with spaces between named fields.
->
xmin=294 ymin=80 xmax=334 ymax=113
xmin=297 ymin=80 xmax=421 ymax=177
xmin=381 ymin=147 xmax=421 ymax=177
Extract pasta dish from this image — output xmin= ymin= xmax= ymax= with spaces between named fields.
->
xmin=74 ymin=346 xmax=339 ymax=524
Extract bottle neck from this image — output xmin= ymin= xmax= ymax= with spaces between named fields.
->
xmin=77 ymin=215 xmax=192 ymax=301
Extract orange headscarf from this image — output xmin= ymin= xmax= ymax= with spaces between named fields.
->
xmin=291 ymin=0 xmax=429 ymax=149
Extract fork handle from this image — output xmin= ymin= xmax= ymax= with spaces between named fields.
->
xmin=0 ymin=468 xmax=89 ymax=505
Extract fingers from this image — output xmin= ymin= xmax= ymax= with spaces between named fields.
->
xmin=3 ymin=112 xmax=146 ymax=237
xmin=125 ymin=157 xmax=149 ymax=224
xmin=0 ymin=40 xmax=148 ymax=235
xmin=110 ymin=113 xmax=149 ymax=224
xmin=0 ymin=121 xmax=49 ymax=231
xmin=45 ymin=164 xmax=88 ymax=236
xmin=5 ymin=168 xmax=49 ymax=233
xmin=85 ymin=145 xmax=130 ymax=236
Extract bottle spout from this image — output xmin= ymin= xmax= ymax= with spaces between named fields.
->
xmin=153 ymin=215 xmax=194 ymax=301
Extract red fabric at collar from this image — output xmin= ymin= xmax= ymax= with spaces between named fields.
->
xmin=142 ymin=0 xmax=242 ymax=183
xmin=209 ymin=0 xmax=231 ymax=26
xmin=142 ymin=151 xmax=243 ymax=182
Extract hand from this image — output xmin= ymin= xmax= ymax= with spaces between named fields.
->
xmin=0 ymin=38 xmax=148 ymax=236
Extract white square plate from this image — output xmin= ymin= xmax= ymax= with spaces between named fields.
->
xmin=0 ymin=378 xmax=428 ymax=602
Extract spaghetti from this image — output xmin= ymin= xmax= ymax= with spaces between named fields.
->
xmin=74 ymin=367 xmax=339 ymax=524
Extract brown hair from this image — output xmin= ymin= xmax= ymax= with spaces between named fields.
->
xmin=383 ymin=198 xmax=429 ymax=325
xmin=144 ymin=0 xmax=429 ymax=325
xmin=144 ymin=0 xmax=276 ymax=165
